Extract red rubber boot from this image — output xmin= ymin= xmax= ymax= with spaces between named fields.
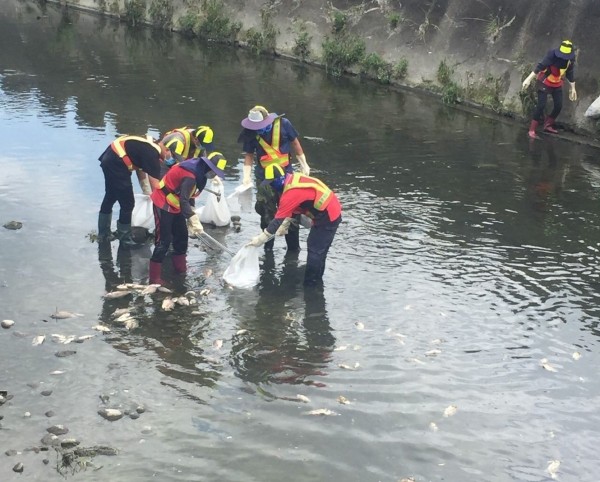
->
xmin=172 ymin=254 xmax=187 ymax=274
xmin=528 ymin=120 xmax=540 ymax=139
xmin=543 ymin=117 xmax=558 ymax=134
xmin=149 ymin=261 xmax=163 ymax=285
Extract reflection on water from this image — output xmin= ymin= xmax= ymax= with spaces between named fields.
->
xmin=2 ymin=1 xmax=600 ymax=481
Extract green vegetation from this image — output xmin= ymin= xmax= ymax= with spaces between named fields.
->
xmin=177 ymin=0 xmax=241 ymax=44
xmin=123 ymin=0 xmax=146 ymax=27
xmin=109 ymin=1 xmax=119 ymax=14
xmin=292 ymin=25 xmax=312 ymax=62
xmin=331 ymin=11 xmax=348 ymax=34
xmin=244 ymin=9 xmax=278 ymax=55
xmin=148 ymin=0 xmax=173 ymax=29
xmin=360 ymin=53 xmax=393 ymax=84
xmin=466 ymin=73 xmax=505 ymax=113
xmin=436 ymin=60 xmax=462 ymax=105
xmin=387 ymin=12 xmax=403 ymax=30
xmin=393 ymin=59 xmax=409 ymax=80
xmin=322 ymin=33 xmax=366 ymax=77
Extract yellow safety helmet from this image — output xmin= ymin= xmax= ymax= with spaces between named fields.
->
xmin=194 ymin=125 xmax=214 ymax=145
xmin=204 ymin=151 xmax=227 ymax=178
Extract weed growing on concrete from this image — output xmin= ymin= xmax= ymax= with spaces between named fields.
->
xmin=292 ymin=25 xmax=312 ymax=62
xmin=360 ymin=53 xmax=393 ymax=84
xmin=393 ymin=59 xmax=408 ymax=80
xmin=437 ymin=60 xmax=462 ymax=104
xmin=109 ymin=1 xmax=119 ymax=14
xmin=322 ymin=33 xmax=366 ymax=77
xmin=123 ymin=0 xmax=146 ymax=27
xmin=245 ymin=9 xmax=278 ymax=55
xmin=466 ymin=73 xmax=505 ymax=112
xmin=387 ymin=12 xmax=403 ymax=30
xmin=178 ymin=10 xmax=198 ymax=36
xmin=148 ymin=0 xmax=173 ymax=29
xmin=331 ymin=11 xmax=348 ymax=34
xmin=437 ymin=60 xmax=453 ymax=86
xmin=196 ymin=0 xmax=241 ymax=43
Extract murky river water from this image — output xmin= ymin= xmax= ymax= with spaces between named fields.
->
xmin=2 ymin=2 xmax=600 ymax=481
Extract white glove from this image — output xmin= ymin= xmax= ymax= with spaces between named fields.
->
xmin=569 ymin=83 xmax=577 ymax=101
xmin=297 ymin=153 xmax=310 ymax=176
xmin=211 ymin=176 xmax=223 ymax=187
xmin=247 ymin=230 xmax=271 ymax=247
xmin=140 ymin=175 xmax=152 ymax=196
xmin=187 ymin=214 xmax=204 ymax=238
xmin=522 ymin=72 xmax=536 ymax=90
xmin=275 ymin=217 xmax=293 ymax=236
xmin=242 ymin=164 xmax=252 ymax=186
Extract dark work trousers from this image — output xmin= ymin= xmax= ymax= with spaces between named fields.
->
xmin=100 ymin=164 xmax=135 ymax=224
xmin=255 ymin=183 xmax=300 ymax=251
xmin=151 ymin=206 xmax=188 ymax=263
xmin=532 ymin=82 xmax=563 ymax=122
xmin=304 ymin=216 xmax=342 ymax=285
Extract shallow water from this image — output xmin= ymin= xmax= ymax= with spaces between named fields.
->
xmin=2 ymin=2 xmax=600 ymax=481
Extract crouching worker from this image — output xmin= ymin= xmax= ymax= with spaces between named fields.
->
xmin=149 ymin=152 xmax=227 ymax=284
xmin=247 ymin=166 xmax=342 ymax=286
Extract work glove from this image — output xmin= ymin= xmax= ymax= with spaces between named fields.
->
xmin=297 ymin=153 xmax=310 ymax=176
xmin=522 ymin=72 xmax=536 ymax=90
xmin=140 ymin=176 xmax=152 ymax=196
xmin=187 ymin=214 xmax=204 ymax=238
xmin=247 ymin=229 xmax=271 ymax=247
xmin=211 ymin=176 xmax=223 ymax=187
xmin=242 ymin=164 xmax=252 ymax=186
xmin=275 ymin=217 xmax=293 ymax=236
xmin=569 ymin=83 xmax=577 ymax=101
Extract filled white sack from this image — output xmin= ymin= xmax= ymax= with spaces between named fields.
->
xmin=585 ymin=94 xmax=600 ymax=119
xmin=199 ymin=183 xmax=231 ymax=227
xmin=132 ymin=194 xmax=154 ymax=231
xmin=223 ymin=246 xmax=260 ymax=289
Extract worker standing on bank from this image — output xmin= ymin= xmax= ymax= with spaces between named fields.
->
xmin=522 ymin=40 xmax=577 ymax=139
xmin=149 ymin=152 xmax=227 ymax=284
xmin=98 ymin=134 xmax=168 ymax=246
xmin=247 ymin=166 xmax=342 ymax=286
xmin=238 ymin=105 xmax=310 ymax=252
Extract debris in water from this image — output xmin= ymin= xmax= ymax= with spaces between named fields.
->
xmin=1 ymin=319 xmax=15 ymax=329
xmin=199 ymin=288 xmax=211 ymax=296
xmin=32 ymin=335 xmax=46 ymax=346
xmin=547 ymin=460 xmax=560 ymax=479
xmin=51 ymin=310 xmax=83 ymax=319
xmin=92 ymin=324 xmax=111 ymax=333
xmin=540 ymin=358 xmax=557 ymax=372
xmin=124 ymin=319 xmax=138 ymax=330
xmin=429 ymin=422 xmax=439 ymax=432
xmin=354 ymin=321 xmax=365 ymax=330
xmin=425 ymin=349 xmax=441 ymax=357
xmin=572 ymin=351 xmax=581 ymax=360
xmin=334 ymin=345 xmax=348 ymax=351
xmin=443 ymin=405 xmax=457 ymax=417
xmin=303 ymin=409 xmax=338 ymax=416
xmin=296 ymin=394 xmax=310 ymax=403
xmin=4 ymin=221 xmax=23 ymax=230
xmin=236 ymin=329 xmax=247 ymax=335
xmin=55 ymin=350 xmax=77 ymax=357
xmin=213 ymin=339 xmax=223 ymax=350
xmin=162 ymin=298 xmax=175 ymax=311
xmin=337 ymin=395 xmax=350 ymax=405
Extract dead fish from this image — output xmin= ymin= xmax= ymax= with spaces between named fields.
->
xmin=354 ymin=322 xmax=365 ymax=330
xmin=158 ymin=286 xmax=172 ymax=293
xmin=296 ymin=394 xmax=310 ymax=403
xmin=32 ymin=335 xmax=46 ymax=346
xmin=112 ymin=308 xmax=131 ymax=318
xmin=572 ymin=351 xmax=581 ymax=360
xmin=338 ymin=362 xmax=360 ymax=370
xmin=77 ymin=335 xmax=95 ymax=342
xmin=162 ymin=298 xmax=175 ymax=311
xmin=104 ymin=290 xmax=131 ymax=299
xmin=51 ymin=311 xmax=83 ymax=320
xmin=204 ymin=268 xmax=213 ymax=278
xmin=547 ymin=460 xmax=560 ymax=479
xmin=92 ymin=324 xmax=111 ymax=333
xmin=184 ymin=290 xmax=195 ymax=298
xmin=55 ymin=350 xmax=77 ymax=357
xmin=443 ymin=405 xmax=457 ymax=417
xmin=236 ymin=329 xmax=247 ymax=335
xmin=175 ymin=296 xmax=190 ymax=306
xmin=334 ymin=345 xmax=348 ymax=351
xmin=51 ymin=334 xmax=75 ymax=344
xmin=337 ymin=395 xmax=350 ymax=405
xmin=212 ymin=339 xmax=223 ymax=350
xmin=116 ymin=284 xmax=130 ymax=291
xmin=123 ymin=319 xmax=138 ymax=330
xmin=429 ymin=422 xmax=439 ymax=432
xmin=285 ymin=312 xmax=295 ymax=321
xmin=425 ymin=349 xmax=442 ymax=357
xmin=303 ymin=409 xmax=338 ymax=416
xmin=49 ymin=370 xmax=65 ymax=375
xmin=115 ymin=313 xmax=134 ymax=323
xmin=540 ymin=358 xmax=557 ymax=372
xmin=199 ymin=289 xmax=211 ymax=296
xmin=431 ymin=338 xmax=443 ymax=345
xmin=408 ymin=357 xmax=425 ymax=365
xmin=141 ymin=284 xmax=159 ymax=295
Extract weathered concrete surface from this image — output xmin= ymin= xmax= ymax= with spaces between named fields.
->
xmin=38 ymin=0 xmax=600 ymax=138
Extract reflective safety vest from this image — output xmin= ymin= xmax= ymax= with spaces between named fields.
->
xmin=539 ymin=61 xmax=570 ymax=88
xmin=110 ymin=135 xmax=160 ymax=171
xmin=155 ymin=158 xmax=201 ymax=212
xmin=257 ymin=118 xmax=290 ymax=170
xmin=283 ymin=173 xmax=333 ymax=211
xmin=162 ymin=127 xmax=200 ymax=160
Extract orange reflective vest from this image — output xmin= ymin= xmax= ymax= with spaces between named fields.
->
xmin=539 ymin=61 xmax=570 ymax=88
xmin=283 ymin=173 xmax=334 ymax=211
xmin=152 ymin=159 xmax=201 ymax=213
xmin=257 ymin=118 xmax=290 ymax=170
xmin=110 ymin=135 xmax=160 ymax=171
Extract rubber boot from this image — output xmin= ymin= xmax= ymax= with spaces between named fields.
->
xmin=285 ymin=227 xmax=301 ymax=252
xmin=116 ymin=221 xmax=142 ymax=248
xmin=303 ymin=265 xmax=323 ymax=287
xmin=98 ymin=212 xmax=113 ymax=242
xmin=149 ymin=260 xmax=163 ymax=285
xmin=528 ymin=120 xmax=540 ymax=139
xmin=543 ymin=117 xmax=558 ymax=134
xmin=172 ymin=254 xmax=187 ymax=274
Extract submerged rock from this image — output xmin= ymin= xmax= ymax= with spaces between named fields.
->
xmin=1 ymin=319 xmax=15 ymax=329
xmin=12 ymin=462 xmax=24 ymax=473
xmin=4 ymin=221 xmax=23 ymax=230
xmin=47 ymin=424 xmax=69 ymax=436
xmin=98 ymin=408 xmax=123 ymax=421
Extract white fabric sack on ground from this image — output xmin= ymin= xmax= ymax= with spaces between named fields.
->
xmin=223 ymin=246 xmax=260 ymax=289
xmin=132 ymin=194 xmax=154 ymax=231
xmin=199 ymin=184 xmax=231 ymax=227
xmin=585 ymin=95 xmax=600 ymax=118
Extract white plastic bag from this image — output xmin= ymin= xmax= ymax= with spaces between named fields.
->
xmin=223 ymin=246 xmax=260 ymax=289
xmin=199 ymin=183 xmax=231 ymax=227
xmin=132 ymin=194 xmax=154 ymax=231
xmin=585 ymin=94 xmax=600 ymax=119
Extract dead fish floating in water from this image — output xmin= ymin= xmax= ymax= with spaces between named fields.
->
xmin=429 ymin=422 xmax=439 ymax=432
xmin=175 ymin=296 xmax=190 ymax=306
xmin=547 ymin=460 xmax=560 ymax=479
xmin=540 ymin=358 xmax=558 ymax=372
xmin=303 ymin=409 xmax=338 ymax=416
xmin=337 ymin=396 xmax=350 ymax=405
xmin=50 ymin=310 xmax=83 ymax=319
xmin=338 ymin=362 xmax=360 ymax=370
xmin=443 ymin=405 xmax=457 ymax=417
xmin=32 ymin=335 xmax=46 ymax=346
xmin=296 ymin=394 xmax=310 ymax=403
xmin=162 ymin=298 xmax=175 ymax=311
xmin=51 ymin=334 xmax=76 ymax=344
xmin=140 ymin=284 xmax=160 ymax=295
xmin=212 ymin=339 xmax=223 ymax=350
xmin=354 ymin=322 xmax=365 ymax=330
xmin=104 ymin=290 xmax=131 ymax=299
xmin=199 ymin=289 xmax=211 ymax=296
xmin=92 ymin=324 xmax=111 ymax=333
xmin=572 ymin=351 xmax=581 ymax=360
xmin=123 ymin=319 xmax=138 ymax=330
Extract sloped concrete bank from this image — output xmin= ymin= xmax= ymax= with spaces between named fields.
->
xmin=42 ymin=0 xmax=600 ymax=143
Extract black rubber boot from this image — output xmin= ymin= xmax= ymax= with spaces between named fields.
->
xmin=116 ymin=221 xmax=142 ymax=248
xmin=97 ymin=212 xmax=113 ymax=242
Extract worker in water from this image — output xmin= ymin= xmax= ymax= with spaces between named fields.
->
xmin=148 ymin=152 xmax=227 ymax=284
xmin=238 ymin=105 xmax=310 ymax=252
xmin=522 ymin=40 xmax=577 ymax=139
xmin=98 ymin=134 xmax=169 ymax=246
xmin=247 ymin=165 xmax=342 ymax=286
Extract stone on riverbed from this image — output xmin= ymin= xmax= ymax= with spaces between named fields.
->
xmin=12 ymin=462 xmax=24 ymax=473
xmin=1 ymin=319 xmax=15 ymax=329
xmin=98 ymin=408 xmax=123 ymax=421
xmin=41 ymin=433 xmax=60 ymax=446
xmin=4 ymin=221 xmax=23 ymax=230
xmin=47 ymin=424 xmax=69 ymax=435
xmin=61 ymin=438 xmax=80 ymax=449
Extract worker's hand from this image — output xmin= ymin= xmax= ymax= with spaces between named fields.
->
xmin=247 ymin=230 xmax=271 ymax=247
xmin=242 ymin=164 xmax=252 ymax=186
xmin=211 ymin=176 xmax=223 ymax=187
xmin=275 ymin=217 xmax=293 ymax=236
xmin=139 ymin=175 xmax=152 ymax=195
xmin=569 ymin=83 xmax=577 ymax=101
xmin=297 ymin=153 xmax=310 ymax=176
xmin=522 ymin=72 xmax=536 ymax=90
xmin=187 ymin=214 xmax=204 ymax=238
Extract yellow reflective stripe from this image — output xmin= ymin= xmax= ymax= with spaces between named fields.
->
xmin=158 ymin=179 xmax=181 ymax=209
xmin=283 ymin=173 xmax=332 ymax=211
xmin=257 ymin=119 xmax=289 ymax=167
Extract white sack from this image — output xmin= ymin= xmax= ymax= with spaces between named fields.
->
xmin=585 ymin=95 xmax=600 ymax=119
xmin=132 ymin=194 xmax=154 ymax=231
xmin=222 ymin=246 xmax=260 ymax=289
xmin=199 ymin=184 xmax=231 ymax=227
